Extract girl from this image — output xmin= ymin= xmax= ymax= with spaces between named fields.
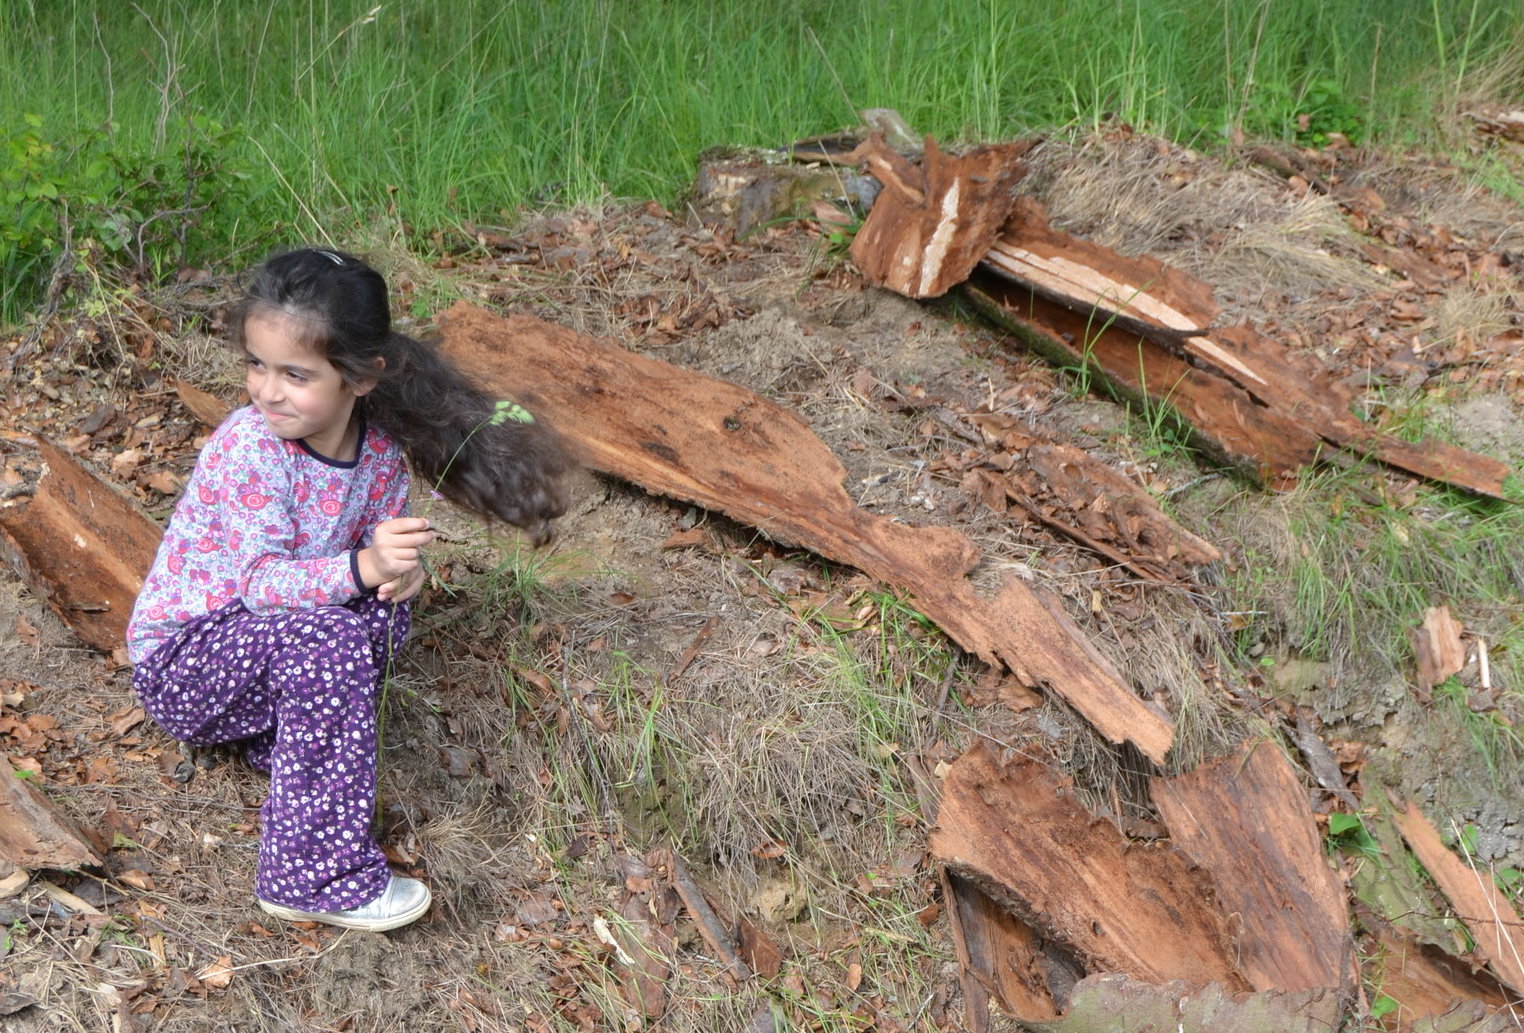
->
xmin=127 ymin=248 xmax=570 ymax=932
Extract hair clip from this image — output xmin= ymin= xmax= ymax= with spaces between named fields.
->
xmin=315 ymin=250 xmax=345 ymax=266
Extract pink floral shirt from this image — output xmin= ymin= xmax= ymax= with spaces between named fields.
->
xmin=127 ymin=405 xmax=409 ymax=663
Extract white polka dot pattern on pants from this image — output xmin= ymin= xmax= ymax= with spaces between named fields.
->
xmin=132 ymin=594 xmax=409 ymax=911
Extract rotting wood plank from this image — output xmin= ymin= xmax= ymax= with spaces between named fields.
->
xmin=0 ymin=753 xmax=101 ymax=870
xmin=928 ymin=743 xmax=1247 ymax=993
xmin=438 ymin=303 xmax=1174 ymax=763
xmin=977 ymin=197 xmax=1511 ymax=498
xmin=964 ymin=273 xmax=1324 ymax=486
xmin=1354 ymin=905 xmax=1511 ymax=1028
xmin=1211 ymin=324 xmax=1512 ymax=499
xmin=849 ymin=134 xmax=1031 ymax=299
xmin=1391 ymin=796 xmax=1524 ymax=997
xmin=1150 ymin=740 xmax=1353 ymax=994
xmin=983 ymin=198 xmax=1260 ymax=387
xmin=940 ymin=867 xmax=1066 ymax=1028
xmin=0 ymin=439 xmax=162 ymax=654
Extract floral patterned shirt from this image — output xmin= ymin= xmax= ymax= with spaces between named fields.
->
xmin=127 ymin=405 xmax=409 ymax=663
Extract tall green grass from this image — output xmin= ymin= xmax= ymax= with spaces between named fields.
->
xmin=4 ymin=0 xmax=1522 ymax=323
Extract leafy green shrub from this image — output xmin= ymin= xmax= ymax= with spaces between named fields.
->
xmin=1247 ymin=77 xmax=1366 ymax=147
xmin=0 ymin=113 xmax=255 ymax=323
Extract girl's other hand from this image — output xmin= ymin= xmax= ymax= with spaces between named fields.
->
xmin=358 ymin=517 xmax=436 ymax=588
xmin=377 ymin=564 xmax=426 ymax=604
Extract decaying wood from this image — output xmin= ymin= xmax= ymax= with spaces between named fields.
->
xmin=940 ymin=867 xmax=1069 ymax=1027
xmin=1355 ymin=906 xmax=1512 ymax=1028
xmin=439 ymin=303 xmax=1174 ymax=763
xmin=977 ymin=197 xmax=1512 ymax=498
xmin=929 ymin=743 xmax=1248 ymax=999
xmin=933 ymin=742 xmax=1357 ymax=1026
xmin=849 ymin=135 xmax=1031 ymax=298
xmin=1150 ymin=741 xmax=1353 ymax=993
xmin=1391 ymin=797 xmax=1524 ymax=998
xmin=690 ymin=152 xmax=873 ymax=236
xmin=982 ymin=202 xmax=1258 ymax=385
xmin=946 ymin=407 xmax=1221 ymax=581
xmin=0 ymin=439 xmax=161 ymax=653
xmin=964 ymin=272 xmax=1324 ymax=485
xmin=0 ymin=754 xmax=102 ymax=870
xmin=1409 ymin=605 xmax=1467 ymax=700
xmin=660 ymin=848 xmax=750 ymax=984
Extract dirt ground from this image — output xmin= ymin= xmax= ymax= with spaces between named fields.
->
xmin=2 ymin=129 xmax=1523 ymax=1031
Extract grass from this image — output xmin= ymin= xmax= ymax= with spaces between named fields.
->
xmin=5 ymin=0 xmax=1524 ymax=322
xmin=1222 ymin=459 xmax=1524 ymax=788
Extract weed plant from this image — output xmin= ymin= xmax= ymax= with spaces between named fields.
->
xmin=5 ymin=0 xmax=1524 ymax=323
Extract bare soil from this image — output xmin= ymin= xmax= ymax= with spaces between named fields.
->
xmin=2 ymin=130 xmax=1523 ymax=1031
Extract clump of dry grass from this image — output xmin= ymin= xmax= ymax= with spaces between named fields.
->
xmin=1208 ymin=193 xmax=1389 ymax=303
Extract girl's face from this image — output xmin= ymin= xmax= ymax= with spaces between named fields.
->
xmin=243 ymin=310 xmax=374 ymax=460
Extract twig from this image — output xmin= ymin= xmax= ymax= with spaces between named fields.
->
xmin=663 ymin=848 xmax=750 ymax=984
xmin=664 ymin=615 xmax=719 ymax=685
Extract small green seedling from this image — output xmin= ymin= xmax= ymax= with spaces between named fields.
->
xmin=1327 ymin=812 xmax=1381 ymax=860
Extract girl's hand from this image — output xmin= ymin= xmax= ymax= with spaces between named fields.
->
xmin=377 ymin=564 xmax=426 ymax=604
xmin=358 ymin=517 xmax=436 ymax=588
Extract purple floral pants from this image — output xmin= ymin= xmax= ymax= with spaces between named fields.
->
xmin=131 ymin=595 xmax=409 ymax=911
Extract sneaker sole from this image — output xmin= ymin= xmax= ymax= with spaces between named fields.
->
xmin=257 ymin=894 xmax=430 ymax=933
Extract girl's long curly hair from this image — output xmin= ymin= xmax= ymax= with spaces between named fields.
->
xmin=231 ymin=247 xmax=571 ymax=543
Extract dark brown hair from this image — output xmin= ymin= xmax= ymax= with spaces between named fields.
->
xmin=232 ymin=247 xmax=571 ymax=543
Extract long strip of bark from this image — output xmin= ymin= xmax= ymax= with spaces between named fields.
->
xmin=439 ymin=303 xmax=1174 ymax=763
xmin=1391 ymin=796 xmax=1524 ymax=997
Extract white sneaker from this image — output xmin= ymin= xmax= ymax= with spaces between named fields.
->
xmin=258 ymin=875 xmax=431 ymax=932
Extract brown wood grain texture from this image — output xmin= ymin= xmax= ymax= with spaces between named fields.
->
xmin=0 ymin=753 xmax=102 ymax=870
xmin=929 ymin=743 xmax=1247 ymax=990
xmin=1150 ymin=741 xmax=1353 ymax=994
xmin=1391 ymin=797 xmax=1524 ymax=997
xmin=979 ymin=198 xmax=1510 ymax=498
xmin=1357 ymin=909 xmax=1510 ymax=1026
xmin=941 ymin=867 xmax=1067 ymax=1026
xmin=964 ymin=273 xmax=1325 ymax=484
xmin=438 ymin=303 xmax=1174 ymax=763
xmin=850 ymin=135 xmax=1031 ymax=299
xmin=0 ymin=439 xmax=161 ymax=653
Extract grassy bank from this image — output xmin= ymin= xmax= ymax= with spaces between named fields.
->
xmin=4 ymin=0 xmax=1522 ymax=323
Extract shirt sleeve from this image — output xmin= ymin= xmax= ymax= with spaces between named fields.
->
xmin=348 ymin=433 xmax=413 ymax=590
xmin=213 ymin=428 xmax=361 ymax=611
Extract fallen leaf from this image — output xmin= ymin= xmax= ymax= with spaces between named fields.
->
xmin=109 ymin=706 xmax=146 ymax=737
xmin=116 ymin=869 xmax=155 ymax=891
xmin=145 ymin=470 xmax=182 ymax=494
xmin=173 ymin=380 xmax=231 ymax=427
xmin=110 ymin=448 xmax=146 ymax=477
xmin=196 ymin=955 xmax=234 ymax=989
xmin=14 ymin=615 xmax=38 ymax=648
xmin=1408 ymin=605 xmax=1465 ymax=699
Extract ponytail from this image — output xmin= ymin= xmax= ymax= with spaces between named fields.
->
xmin=363 ymin=332 xmax=572 ymax=544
